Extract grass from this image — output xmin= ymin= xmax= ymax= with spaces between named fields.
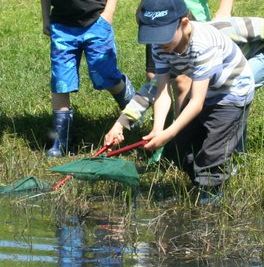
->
xmin=0 ymin=0 xmax=264 ymax=263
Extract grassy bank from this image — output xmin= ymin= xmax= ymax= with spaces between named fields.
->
xmin=0 ymin=0 xmax=264 ymax=261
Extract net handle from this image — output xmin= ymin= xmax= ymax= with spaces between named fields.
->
xmin=93 ymin=141 xmax=114 ymax=157
xmin=52 ymin=174 xmax=73 ymax=191
xmin=106 ymin=140 xmax=148 ymax=157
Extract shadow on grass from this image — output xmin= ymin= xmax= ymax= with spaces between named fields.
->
xmin=0 ymin=110 xmax=146 ymax=154
xmin=0 ymin=111 xmax=9 ymax=142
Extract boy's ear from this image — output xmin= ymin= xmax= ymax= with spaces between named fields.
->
xmin=181 ymin=17 xmax=189 ymax=27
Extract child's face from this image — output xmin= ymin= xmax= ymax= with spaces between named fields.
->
xmin=160 ymin=18 xmax=190 ymax=54
xmin=161 ymin=27 xmax=183 ymax=53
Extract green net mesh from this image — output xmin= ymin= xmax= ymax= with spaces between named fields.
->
xmin=50 ymin=157 xmax=139 ymax=186
xmin=0 ymin=176 xmax=51 ymax=194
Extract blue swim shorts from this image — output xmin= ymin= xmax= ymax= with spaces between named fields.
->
xmin=50 ymin=16 xmax=123 ymax=93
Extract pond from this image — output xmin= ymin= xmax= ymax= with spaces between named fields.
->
xmin=0 ymin=194 xmax=263 ymax=267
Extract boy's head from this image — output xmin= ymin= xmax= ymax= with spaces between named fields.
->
xmin=137 ymin=0 xmax=188 ymax=44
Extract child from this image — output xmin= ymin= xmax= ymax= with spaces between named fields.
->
xmin=107 ymin=0 xmax=255 ymax=204
xmin=40 ymin=0 xmax=135 ymax=157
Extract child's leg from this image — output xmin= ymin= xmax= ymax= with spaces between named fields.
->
xmin=164 ymin=104 xmax=249 ymax=205
xmin=163 ymin=104 xmax=250 ymax=205
xmin=145 ymin=44 xmax=156 ymax=81
xmin=52 ymin=93 xmax=70 ymax=111
xmin=192 ymin=104 xmax=250 ymax=187
xmin=48 ymin=23 xmax=82 ymax=157
xmin=48 ymin=93 xmax=72 ymax=157
xmin=107 ymin=75 xmax=135 ymax=110
xmin=248 ymin=52 xmax=264 ymax=88
xmin=83 ymin=16 xmax=135 ymax=110
xmin=48 ymin=107 xmax=73 ymax=157
xmin=163 ymin=115 xmax=203 ymax=174
xmin=164 ymin=104 xmax=250 ymax=186
xmin=232 ymin=53 xmax=264 ymax=154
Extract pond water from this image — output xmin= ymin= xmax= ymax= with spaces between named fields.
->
xmin=0 ymin=195 xmax=263 ymax=267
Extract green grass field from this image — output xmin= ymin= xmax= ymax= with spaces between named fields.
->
xmin=0 ymin=0 xmax=264 ymax=260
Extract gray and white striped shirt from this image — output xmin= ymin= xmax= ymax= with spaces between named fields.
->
xmin=153 ymin=21 xmax=255 ymax=106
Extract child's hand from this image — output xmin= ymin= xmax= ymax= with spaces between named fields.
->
xmin=213 ymin=0 xmax=233 ymax=20
xmin=104 ymin=122 xmax=124 ymax=146
xmin=143 ymin=130 xmax=171 ymax=151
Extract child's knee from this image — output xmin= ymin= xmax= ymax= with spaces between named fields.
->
xmin=174 ymin=75 xmax=192 ymax=93
xmin=89 ymin=66 xmax=122 ymax=90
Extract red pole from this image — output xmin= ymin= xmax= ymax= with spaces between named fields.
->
xmin=106 ymin=140 xmax=147 ymax=157
xmin=92 ymin=142 xmax=113 ymax=157
xmin=52 ymin=174 xmax=73 ymax=191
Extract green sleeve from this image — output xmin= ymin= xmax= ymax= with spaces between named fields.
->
xmin=184 ymin=0 xmax=211 ymax=21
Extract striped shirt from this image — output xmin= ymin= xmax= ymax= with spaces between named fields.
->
xmin=210 ymin=17 xmax=264 ymax=59
xmin=153 ymin=21 xmax=255 ymax=106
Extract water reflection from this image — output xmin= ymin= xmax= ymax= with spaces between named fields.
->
xmin=57 ymin=216 xmax=85 ymax=266
xmin=0 ymin=198 xmax=263 ymax=267
xmin=56 ymin=215 xmax=155 ymax=266
xmin=56 ymin=215 xmax=264 ymax=267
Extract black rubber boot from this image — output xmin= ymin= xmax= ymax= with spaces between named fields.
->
xmin=47 ymin=109 xmax=73 ymax=157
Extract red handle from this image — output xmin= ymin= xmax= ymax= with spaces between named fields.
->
xmin=52 ymin=174 xmax=73 ymax=191
xmin=106 ymin=140 xmax=148 ymax=157
xmin=93 ymin=141 xmax=114 ymax=157
xmin=93 ymin=144 xmax=110 ymax=157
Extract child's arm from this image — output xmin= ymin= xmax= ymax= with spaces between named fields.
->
xmin=144 ymin=79 xmax=209 ymax=151
xmin=101 ymin=0 xmax=118 ymax=24
xmin=214 ymin=0 xmax=234 ymax=19
xmin=152 ymin=74 xmax=172 ymax=133
xmin=104 ymin=74 xmax=170 ymax=146
xmin=142 ymin=73 xmax=172 ymax=144
xmin=40 ymin=0 xmax=51 ymax=36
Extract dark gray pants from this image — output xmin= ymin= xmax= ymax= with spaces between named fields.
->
xmin=163 ymin=104 xmax=250 ymax=186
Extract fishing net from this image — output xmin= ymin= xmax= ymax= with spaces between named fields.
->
xmin=0 ymin=176 xmax=51 ymax=194
xmin=50 ymin=157 xmax=139 ymax=186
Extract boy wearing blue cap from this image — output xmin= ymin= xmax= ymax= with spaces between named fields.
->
xmin=139 ymin=0 xmax=254 ymax=202
xmin=41 ymin=0 xmax=135 ymax=157
xmin=106 ymin=0 xmax=255 ymax=204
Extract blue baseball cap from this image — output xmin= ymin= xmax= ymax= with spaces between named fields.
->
xmin=137 ymin=0 xmax=188 ymax=44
